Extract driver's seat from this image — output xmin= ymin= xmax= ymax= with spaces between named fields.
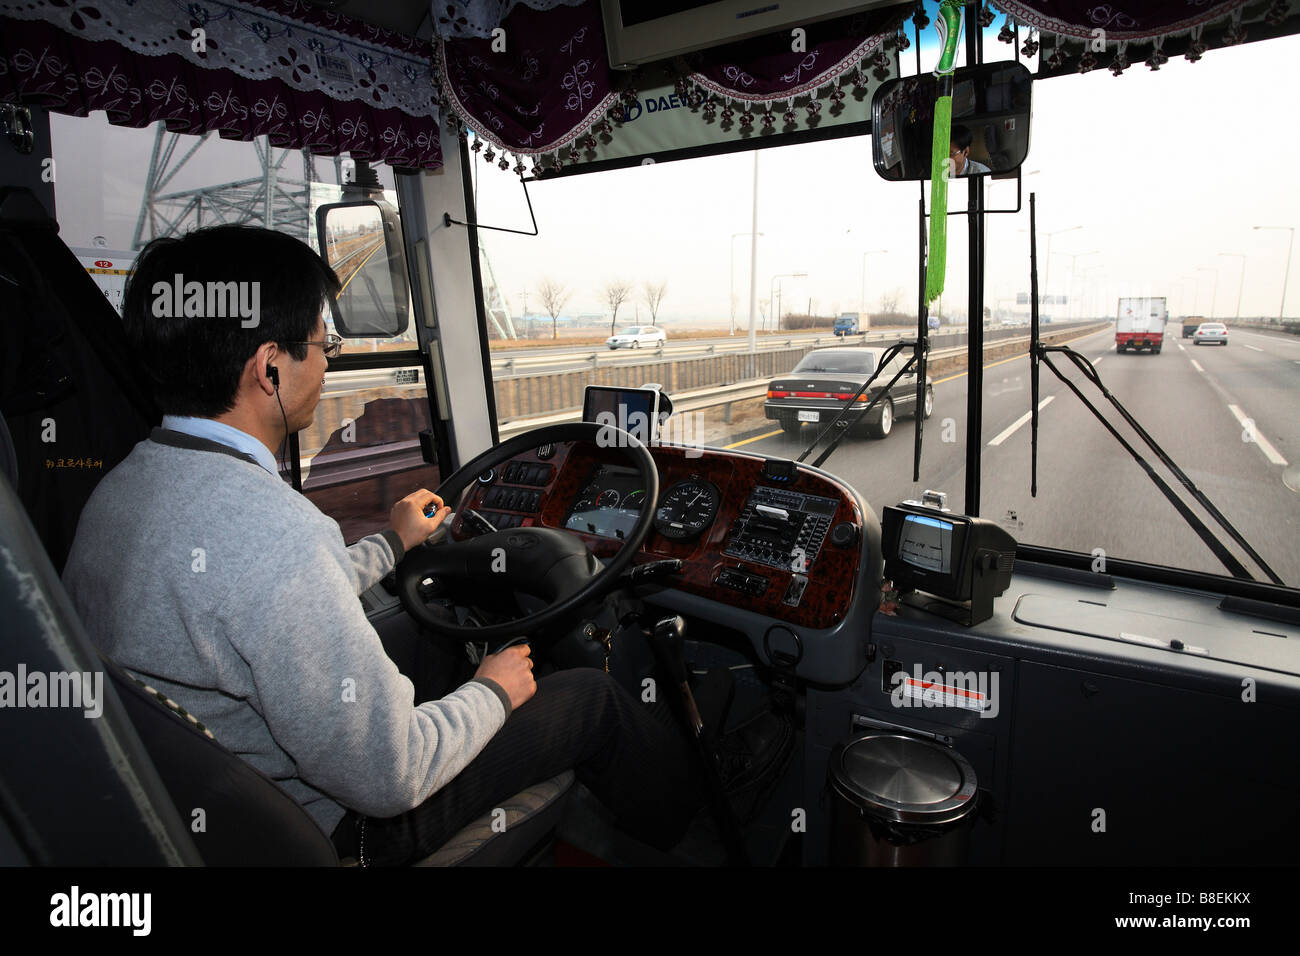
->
xmin=0 ymin=462 xmax=575 ymax=867
xmin=103 ymin=652 xmax=577 ymax=867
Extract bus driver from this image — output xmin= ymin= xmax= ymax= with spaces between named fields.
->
xmin=62 ymin=224 xmax=699 ymax=865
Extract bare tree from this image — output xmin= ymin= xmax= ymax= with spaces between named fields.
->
xmin=604 ymin=279 xmax=633 ymax=334
xmin=879 ymin=288 xmax=901 ymax=315
xmin=642 ymin=280 xmax=668 ymax=325
xmin=537 ymin=278 xmax=571 ymax=340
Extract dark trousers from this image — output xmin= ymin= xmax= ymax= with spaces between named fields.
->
xmin=331 ymin=626 xmax=699 ymax=865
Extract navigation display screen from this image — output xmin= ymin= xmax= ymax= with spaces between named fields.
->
xmin=899 ymin=514 xmax=953 ymax=574
xmin=564 ymin=464 xmax=649 ymax=540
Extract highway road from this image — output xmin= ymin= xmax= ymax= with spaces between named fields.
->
xmin=724 ymin=326 xmax=1300 ymax=586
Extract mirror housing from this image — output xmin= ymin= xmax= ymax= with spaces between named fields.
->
xmin=871 ymin=62 xmax=1033 ymax=182
xmin=315 ymin=198 xmax=410 ymax=338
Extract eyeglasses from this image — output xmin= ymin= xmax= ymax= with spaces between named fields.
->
xmin=289 ymin=332 xmax=344 ymax=358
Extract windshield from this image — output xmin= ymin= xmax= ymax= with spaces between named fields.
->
xmin=793 ymin=353 xmax=876 ymax=374
xmin=471 ymin=30 xmax=1299 ymax=589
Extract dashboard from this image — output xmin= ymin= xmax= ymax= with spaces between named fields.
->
xmin=449 ymin=440 xmax=876 ymax=630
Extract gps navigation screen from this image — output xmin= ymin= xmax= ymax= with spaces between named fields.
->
xmin=900 ymin=514 xmax=953 ymax=574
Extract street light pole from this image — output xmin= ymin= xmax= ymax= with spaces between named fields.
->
xmin=1197 ymin=266 xmax=1220 ymax=319
xmin=1055 ymin=249 xmax=1097 ymax=319
xmin=860 ymin=248 xmax=887 ymax=323
xmin=1217 ymin=253 xmax=1246 ymax=321
xmin=731 ymin=230 xmax=763 ymax=335
xmin=747 ymin=152 xmax=760 ymax=354
xmin=1254 ymin=225 xmax=1295 ymax=322
xmin=769 ymin=272 xmax=807 ymax=333
xmin=1043 ymin=225 xmax=1082 ymax=297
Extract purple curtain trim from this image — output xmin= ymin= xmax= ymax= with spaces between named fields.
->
xmin=990 ymin=0 xmax=1254 ymax=41
xmin=440 ymin=1 xmax=909 ymax=156
xmin=687 ymin=7 xmax=907 ymax=102
xmin=0 ymin=16 xmax=443 ymax=168
xmin=437 ymin=1 xmax=617 ymax=156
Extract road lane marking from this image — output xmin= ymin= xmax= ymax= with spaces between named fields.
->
xmin=1227 ymin=404 xmax=1288 ymax=466
xmin=729 ymin=325 xmax=1105 ymax=448
xmin=988 ymin=396 xmax=1055 ymax=447
xmin=1092 ymin=356 xmax=1104 ymax=365
xmin=1191 ymin=359 xmax=1204 ymax=372
xmin=1243 ymin=344 xmax=1263 ymax=352
xmin=725 ymin=429 xmax=782 ymax=449
xmin=1176 ymin=342 xmax=1185 ymax=351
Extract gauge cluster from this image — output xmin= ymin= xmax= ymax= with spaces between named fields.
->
xmin=563 ymin=464 xmax=650 ymax=540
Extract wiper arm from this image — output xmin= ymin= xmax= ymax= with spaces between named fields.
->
xmin=797 ymin=340 xmax=918 ymax=468
xmin=1035 ymin=345 xmax=1282 ymax=584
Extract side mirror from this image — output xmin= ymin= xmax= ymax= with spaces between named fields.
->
xmin=871 ymin=61 xmax=1033 ymax=182
xmin=315 ymin=199 xmax=410 ymax=337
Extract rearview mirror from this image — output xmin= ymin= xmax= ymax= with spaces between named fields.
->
xmin=315 ymin=199 xmax=410 ymax=338
xmin=871 ymin=62 xmax=1033 ymax=182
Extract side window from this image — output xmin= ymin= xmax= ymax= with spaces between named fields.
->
xmin=49 ymin=113 xmax=442 ymax=544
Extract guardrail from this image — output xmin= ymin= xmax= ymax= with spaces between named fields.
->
xmin=495 ymin=322 xmax=1107 ymax=441
xmin=491 ymin=321 xmax=1100 ymax=422
xmin=296 ymin=321 xmax=1109 ymax=492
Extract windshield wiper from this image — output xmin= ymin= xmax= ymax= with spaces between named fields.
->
xmin=1027 ymin=195 xmax=1280 ymax=584
xmin=1033 ymin=345 xmax=1281 ymax=584
xmin=796 ymin=339 xmax=922 ymax=468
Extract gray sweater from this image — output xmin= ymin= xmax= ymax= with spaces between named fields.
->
xmin=62 ymin=428 xmax=509 ymax=836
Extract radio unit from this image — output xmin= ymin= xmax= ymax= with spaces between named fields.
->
xmin=723 ymin=486 xmax=839 ymax=571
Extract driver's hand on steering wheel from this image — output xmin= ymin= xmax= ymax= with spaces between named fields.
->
xmin=474 ymin=645 xmax=536 ymax=711
xmin=391 ymin=489 xmax=454 ymax=552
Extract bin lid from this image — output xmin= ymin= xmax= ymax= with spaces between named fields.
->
xmin=829 ymin=733 xmax=978 ymax=825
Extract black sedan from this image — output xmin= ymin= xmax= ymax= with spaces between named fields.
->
xmin=764 ymin=347 xmax=933 ymax=439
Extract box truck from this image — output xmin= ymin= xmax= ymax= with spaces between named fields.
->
xmin=1116 ymin=297 xmax=1167 ymax=353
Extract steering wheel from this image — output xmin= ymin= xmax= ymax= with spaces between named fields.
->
xmin=395 ymin=422 xmax=659 ymax=646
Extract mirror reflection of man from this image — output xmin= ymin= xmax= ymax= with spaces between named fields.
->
xmin=62 ymin=224 xmax=699 ymax=866
xmin=949 ymin=124 xmax=990 ymax=176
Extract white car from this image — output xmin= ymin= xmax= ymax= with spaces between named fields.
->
xmin=606 ymin=326 xmax=667 ymax=350
xmin=1193 ymin=322 xmax=1228 ymax=345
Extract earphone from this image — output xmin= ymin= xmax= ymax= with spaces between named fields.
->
xmin=267 ymin=363 xmax=290 ymax=474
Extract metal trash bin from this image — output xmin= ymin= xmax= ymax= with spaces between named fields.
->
xmin=828 ymin=732 xmax=978 ymax=866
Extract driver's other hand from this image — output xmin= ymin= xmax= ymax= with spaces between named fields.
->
xmin=391 ymin=489 xmax=452 ymax=552
xmin=474 ymin=645 xmax=536 ymax=712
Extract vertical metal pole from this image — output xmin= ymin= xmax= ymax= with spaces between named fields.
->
xmin=964 ymin=1 xmax=984 ymax=518
xmin=729 ymin=237 xmax=736 ymax=336
xmin=746 ymin=152 xmax=760 ymax=358
xmin=1030 ymin=192 xmax=1040 ymax=498
xmin=914 ymin=197 xmax=928 ymax=482
xmin=1281 ymin=228 xmax=1295 ymax=322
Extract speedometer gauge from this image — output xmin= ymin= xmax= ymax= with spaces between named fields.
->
xmin=654 ymin=479 xmax=721 ymax=540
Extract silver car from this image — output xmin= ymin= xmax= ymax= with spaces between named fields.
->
xmin=606 ymin=326 xmax=667 ymax=350
xmin=1193 ymin=322 xmax=1228 ymax=345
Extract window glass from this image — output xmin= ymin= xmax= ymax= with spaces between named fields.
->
xmin=49 ymin=113 xmax=439 ymax=544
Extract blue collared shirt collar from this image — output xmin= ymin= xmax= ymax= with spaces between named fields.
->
xmin=161 ymin=415 xmax=280 ymax=476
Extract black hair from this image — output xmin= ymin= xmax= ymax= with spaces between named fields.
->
xmin=950 ymin=124 xmax=974 ymax=151
xmin=122 ymin=225 xmax=340 ymax=417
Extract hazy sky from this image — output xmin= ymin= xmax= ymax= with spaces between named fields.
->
xmin=48 ymin=17 xmax=1300 ymax=328
xmin=472 ymin=30 xmax=1300 ymax=326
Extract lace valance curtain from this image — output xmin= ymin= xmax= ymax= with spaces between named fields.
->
xmin=437 ymin=1 xmax=910 ymax=173
xmin=0 ymin=0 xmax=446 ymax=168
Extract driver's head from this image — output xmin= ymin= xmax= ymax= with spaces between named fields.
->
xmin=949 ymin=124 xmax=974 ymax=175
xmin=123 ymin=225 xmax=341 ymax=433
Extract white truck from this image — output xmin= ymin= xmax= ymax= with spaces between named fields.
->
xmin=1116 ymin=297 xmax=1167 ymax=354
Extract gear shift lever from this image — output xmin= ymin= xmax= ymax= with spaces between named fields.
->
xmin=648 ymin=615 xmax=749 ymax=865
